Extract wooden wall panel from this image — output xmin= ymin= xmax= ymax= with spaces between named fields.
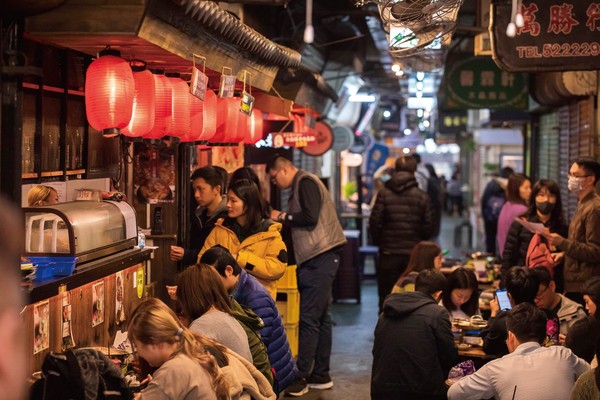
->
xmin=23 ymin=263 xmax=146 ymax=375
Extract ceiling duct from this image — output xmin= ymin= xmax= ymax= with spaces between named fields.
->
xmin=25 ymin=0 xmax=301 ymax=91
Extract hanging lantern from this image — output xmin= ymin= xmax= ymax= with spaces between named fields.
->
xmin=244 ymin=108 xmax=264 ymax=144
xmin=180 ymin=93 xmax=204 ymax=143
xmin=121 ymin=61 xmax=155 ymax=138
xmin=198 ymin=90 xmax=217 ymax=142
xmin=213 ymin=97 xmax=241 ymax=143
xmin=145 ymin=71 xmax=172 ymax=139
xmin=229 ymin=110 xmax=249 ymax=143
xmin=85 ymin=49 xmax=134 ymax=137
xmin=165 ymin=74 xmax=190 ymax=138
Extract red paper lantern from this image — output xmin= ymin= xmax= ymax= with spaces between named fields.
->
xmin=165 ymin=74 xmax=190 ymax=138
xmin=213 ymin=97 xmax=242 ymax=143
xmin=198 ymin=90 xmax=217 ymax=141
xmin=244 ymin=108 xmax=264 ymax=144
xmin=121 ymin=62 xmax=155 ymax=138
xmin=231 ymin=111 xmax=249 ymax=143
xmin=180 ymin=93 xmax=204 ymax=142
xmin=145 ymin=71 xmax=172 ymax=139
xmin=85 ymin=49 xmax=134 ymax=137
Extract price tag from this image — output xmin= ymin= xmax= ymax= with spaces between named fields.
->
xmin=240 ymin=91 xmax=255 ymax=115
xmin=190 ymin=66 xmax=208 ymax=101
xmin=219 ymin=75 xmax=236 ymax=98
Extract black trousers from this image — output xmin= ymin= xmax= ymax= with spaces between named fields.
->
xmin=376 ymin=252 xmax=410 ymax=312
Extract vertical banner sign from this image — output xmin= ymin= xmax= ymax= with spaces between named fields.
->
xmin=240 ymin=70 xmax=255 ymax=115
xmin=443 ymin=56 xmax=528 ymax=110
xmin=190 ymin=54 xmax=208 ymax=100
xmin=219 ymin=67 xmax=236 ymax=98
xmin=491 ymin=0 xmax=600 ymax=71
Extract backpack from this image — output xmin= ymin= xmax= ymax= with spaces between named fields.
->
xmin=526 ymin=233 xmax=555 ymax=274
xmin=30 ymin=348 xmax=133 ymax=400
xmin=484 ymin=194 xmax=505 ymax=221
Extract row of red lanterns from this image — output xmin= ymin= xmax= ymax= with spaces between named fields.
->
xmin=84 ymin=50 xmax=263 ymax=144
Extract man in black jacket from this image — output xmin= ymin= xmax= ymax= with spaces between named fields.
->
xmin=371 ymin=270 xmax=458 ymax=400
xmin=369 ymin=155 xmax=434 ymax=310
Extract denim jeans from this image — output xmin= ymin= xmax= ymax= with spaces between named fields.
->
xmin=296 ymin=250 xmax=340 ymax=379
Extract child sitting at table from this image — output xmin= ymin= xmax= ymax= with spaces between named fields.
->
xmin=391 ymin=241 xmax=443 ymax=293
xmin=440 ymin=267 xmax=480 ymax=319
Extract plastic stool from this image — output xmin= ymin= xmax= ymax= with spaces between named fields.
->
xmin=454 ymin=220 xmax=473 ymax=248
xmin=359 ymin=245 xmax=378 ymax=279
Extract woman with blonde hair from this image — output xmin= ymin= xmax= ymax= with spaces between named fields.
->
xmin=128 ymin=298 xmax=228 ymax=400
xmin=129 ymin=298 xmax=276 ymax=400
xmin=27 ymin=185 xmax=59 ymax=206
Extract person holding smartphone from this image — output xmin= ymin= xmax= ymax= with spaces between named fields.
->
xmin=482 ymin=267 xmax=539 ymax=356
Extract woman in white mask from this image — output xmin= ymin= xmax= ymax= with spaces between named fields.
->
xmin=502 ymin=179 xmax=568 ymax=290
xmin=543 ymin=157 xmax=600 ymax=304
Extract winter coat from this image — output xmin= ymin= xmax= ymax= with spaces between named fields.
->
xmin=501 ymin=214 xmax=568 ymax=274
xmin=220 ymin=349 xmax=277 ymax=400
xmin=371 ymin=291 xmax=458 ymax=398
xmin=183 ymin=198 xmax=229 ymax=266
xmin=497 ymin=201 xmax=528 ymax=256
xmin=199 ymin=218 xmax=288 ymax=299
xmin=233 ymin=269 xmax=297 ymax=392
xmin=229 ymin=299 xmax=273 ymax=387
xmin=369 ymin=171 xmax=434 ymax=255
xmin=560 ymin=191 xmax=600 ymax=292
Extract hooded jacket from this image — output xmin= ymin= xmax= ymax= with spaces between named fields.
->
xmin=233 ymin=269 xmax=297 ymax=392
xmin=199 ymin=218 xmax=287 ymax=299
xmin=221 ymin=349 xmax=277 ymax=400
xmin=369 ymin=171 xmax=434 ymax=255
xmin=371 ymin=291 xmax=458 ymax=399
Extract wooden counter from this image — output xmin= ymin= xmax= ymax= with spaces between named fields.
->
xmin=22 ymin=248 xmax=153 ymax=374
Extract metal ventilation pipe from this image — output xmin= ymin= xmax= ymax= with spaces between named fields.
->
xmin=176 ymin=0 xmax=301 ymax=68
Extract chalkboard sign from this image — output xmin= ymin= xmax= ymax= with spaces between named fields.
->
xmin=491 ymin=0 xmax=600 ymax=72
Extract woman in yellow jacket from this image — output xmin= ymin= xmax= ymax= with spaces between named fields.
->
xmin=199 ymin=179 xmax=287 ymax=299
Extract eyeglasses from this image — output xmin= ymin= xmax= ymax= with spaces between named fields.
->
xmin=568 ymin=173 xmax=591 ymax=179
xmin=270 ymin=170 xmax=281 ymax=184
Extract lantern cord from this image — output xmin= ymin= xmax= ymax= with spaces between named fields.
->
xmin=191 ymin=54 xmax=206 ymax=73
xmin=278 ymin=119 xmax=292 ymax=133
xmin=270 ymin=86 xmax=284 ymax=100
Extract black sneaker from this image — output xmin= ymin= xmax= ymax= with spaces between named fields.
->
xmin=307 ymin=374 xmax=334 ymax=390
xmin=285 ymin=378 xmax=309 ymax=397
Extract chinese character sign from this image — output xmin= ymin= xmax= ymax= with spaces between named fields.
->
xmin=492 ymin=0 xmax=600 ymax=71
xmin=444 ymin=56 xmax=528 ymax=110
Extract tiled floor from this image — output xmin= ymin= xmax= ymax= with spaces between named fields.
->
xmin=280 ymin=214 xmax=481 ymax=399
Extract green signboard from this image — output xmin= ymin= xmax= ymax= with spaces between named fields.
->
xmin=444 ymin=56 xmax=529 ymax=110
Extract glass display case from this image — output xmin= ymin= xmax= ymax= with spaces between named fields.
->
xmin=24 ymin=200 xmax=137 ymax=264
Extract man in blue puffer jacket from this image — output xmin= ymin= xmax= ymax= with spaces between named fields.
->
xmin=201 ymin=245 xmax=298 ymax=393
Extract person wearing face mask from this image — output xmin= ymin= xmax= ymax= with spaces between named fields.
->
xmin=543 ymin=157 xmax=600 ymax=305
xmin=501 ymin=179 xmax=568 ymax=291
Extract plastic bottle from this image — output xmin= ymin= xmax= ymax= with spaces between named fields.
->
xmin=137 ymin=228 xmax=145 ymax=249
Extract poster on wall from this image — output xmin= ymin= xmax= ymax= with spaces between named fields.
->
xmin=33 ymin=300 xmax=49 ymax=354
xmin=211 ymin=144 xmax=245 ymax=173
xmin=92 ymin=281 xmax=105 ymax=327
xmin=115 ymin=271 xmax=125 ymax=325
xmin=133 ymin=141 xmax=176 ymax=204
xmin=61 ymin=292 xmax=75 ymax=350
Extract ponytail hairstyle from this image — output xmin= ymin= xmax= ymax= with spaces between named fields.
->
xmin=128 ymin=298 xmax=229 ymax=400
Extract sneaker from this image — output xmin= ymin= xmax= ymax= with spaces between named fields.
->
xmin=307 ymin=374 xmax=334 ymax=390
xmin=285 ymin=378 xmax=309 ymax=397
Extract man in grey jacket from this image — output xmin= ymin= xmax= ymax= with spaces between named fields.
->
xmin=268 ymin=155 xmax=346 ymax=397
xmin=544 ymin=157 xmax=600 ymax=304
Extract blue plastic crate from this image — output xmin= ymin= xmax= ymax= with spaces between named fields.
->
xmin=28 ymin=256 xmax=77 ymax=281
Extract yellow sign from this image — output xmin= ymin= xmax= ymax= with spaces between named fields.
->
xmin=136 ymin=265 xmax=144 ymax=299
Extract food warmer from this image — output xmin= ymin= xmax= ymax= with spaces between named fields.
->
xmin=24 ymin=201 xmax=137 ymax=264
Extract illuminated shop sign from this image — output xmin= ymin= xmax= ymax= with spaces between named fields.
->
xmin=491 ymin=0 xmax=600 ymax=71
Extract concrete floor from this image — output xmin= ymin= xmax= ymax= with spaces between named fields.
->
xmin=280 ymin=214 xmax=478 ymax=399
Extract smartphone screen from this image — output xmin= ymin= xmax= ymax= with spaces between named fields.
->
xmin=496 ymin=289 xmax=512 ymax=311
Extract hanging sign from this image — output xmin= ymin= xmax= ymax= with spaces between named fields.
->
xmin=443 ymin=55 xmax=528 ymax=110
xmin=190 ymin=54 xmax=208 ymax=101
xmin=272 ymin=132 xmax=316 ymax=148
xmin=219 ymin=67 xmax=236 ymax=98
xmin=240 ymin=71 xmax=254 ymax=115
xmin=491 ymin=0 xmax=600 ymax=72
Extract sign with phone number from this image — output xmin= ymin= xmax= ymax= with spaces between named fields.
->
xmin=491 ymin=0 xmax=600 ymax=72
